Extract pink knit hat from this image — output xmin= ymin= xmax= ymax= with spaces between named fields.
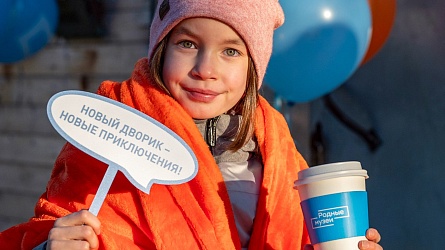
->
xmin=148 ymin=0 xmax=285 ymax=88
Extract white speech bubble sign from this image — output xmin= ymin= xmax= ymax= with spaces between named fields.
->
xmin=47 ymin=90 xmax=198 ymax=215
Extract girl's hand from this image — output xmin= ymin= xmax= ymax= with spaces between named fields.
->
xmin=46 ymin=210 xmax=101 ymax=249
xmin=359 ymin=228 xmax=382 ymax=250
xmin=303 ymin=228 xmax=383 ymax=250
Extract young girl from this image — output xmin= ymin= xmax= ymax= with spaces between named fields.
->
xmin=0 ymin=0 xmax=382 ymax=249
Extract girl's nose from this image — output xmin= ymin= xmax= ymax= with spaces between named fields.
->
xmin=191 ymin=52 xmax=218 ymax=80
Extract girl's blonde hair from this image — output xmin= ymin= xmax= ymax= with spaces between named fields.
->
xmin=149 ymin=37 xmax=259 ymax=151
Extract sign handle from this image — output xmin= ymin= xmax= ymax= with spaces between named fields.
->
xmin=88 ymin=165 xmax=118 ymax=216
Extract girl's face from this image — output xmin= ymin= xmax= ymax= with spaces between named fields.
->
xmin=163 ymin=18 xmax=249 ymax=119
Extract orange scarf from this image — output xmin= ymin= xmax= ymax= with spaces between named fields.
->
xmin=0 ymin=58 xmax=310 ymax=249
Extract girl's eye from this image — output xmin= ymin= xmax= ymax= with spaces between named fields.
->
xmin=179 ymin=41 xmax=195 ymax=49
xmin=225 ymin=48 xmax=240 ymax=57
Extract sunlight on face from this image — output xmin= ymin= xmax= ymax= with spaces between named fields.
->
xmin=162 ymin=18 xmax=249 ymax=119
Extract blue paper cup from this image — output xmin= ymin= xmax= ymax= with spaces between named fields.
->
xmin=294 ymin=161 xmax=369 ymax=250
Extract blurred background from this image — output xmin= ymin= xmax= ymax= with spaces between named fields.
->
xmin=0 ymin=0 xmax=444 ymax=249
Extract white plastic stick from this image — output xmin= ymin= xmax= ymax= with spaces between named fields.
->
xmin=88 ymin=165 xmax=118 ymax=216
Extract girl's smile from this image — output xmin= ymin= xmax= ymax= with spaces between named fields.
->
xmin=162 ymin=17 xmax=249 ymax=119
xmin=183 ymin=86 xmax=220 ymax=103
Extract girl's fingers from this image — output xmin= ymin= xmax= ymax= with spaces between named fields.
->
xmin=47 ymin=238 xmax=93 ymax=250
xmin=53 ymin=210 xmax=101 ymax=235
xmin=366 ymin=228 xmax=381 ymax=243
xmin=358 ymin=228 xmax=383 ymax=250
xmin=48 ymin=225 xmax=98 ymax=241
xmin=358 ymin=240 xmax=383 ymax=250
xmin=47 ymin=210 xmax=101 ymax=249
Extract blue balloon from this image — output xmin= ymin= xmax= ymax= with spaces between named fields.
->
xmin=0 ymin=0 xmax=59 ymax=63
xmin=265 ymin=0 xmax=371 ymax=103
xmin=0 ymin=2 xmax=13 ymax=39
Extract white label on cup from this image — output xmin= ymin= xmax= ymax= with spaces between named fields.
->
xmin=311 ymin=206 xmax=350 ymax=229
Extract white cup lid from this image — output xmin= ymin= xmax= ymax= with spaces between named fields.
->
xmin=294 ymin=161 xmax=368 ymax=187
